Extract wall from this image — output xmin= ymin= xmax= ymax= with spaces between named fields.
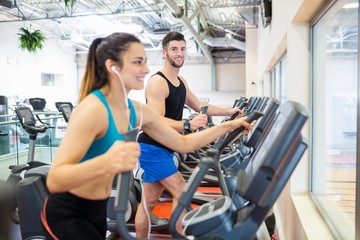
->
xmin=0 ymin=21 xmax=245 ymax=111
xmin=246 ymin=28 xmax=259 ymax=97
xmin=0 ymin=22 xmax=78 ymax=110
xmin=77 ymin=52 xmax=246 ymax=109
xmin=255 ymin=0 xmax=334 ymax=239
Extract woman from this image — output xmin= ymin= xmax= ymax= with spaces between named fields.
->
xmin=41 ymin=32 xmax=251 ymax=239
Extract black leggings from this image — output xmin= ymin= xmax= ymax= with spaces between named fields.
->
xmin=41 ymin=192 xmax=108 ymax=240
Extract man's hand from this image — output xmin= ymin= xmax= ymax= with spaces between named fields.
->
xmin=228 ymin=107 xmax=244 ymax=118
xmin=189 ymin=114 xmax=207 ymax=131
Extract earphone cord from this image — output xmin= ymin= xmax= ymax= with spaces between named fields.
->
xmin=137 ymin=104 xmax=151 ymax=237
xmin=115 ymin=70 xmax=132 ymax=130
xmin=138 ymin=103 xmax=143 ymax=130
xmin=113 ymin=68 xmax=151 ymax=236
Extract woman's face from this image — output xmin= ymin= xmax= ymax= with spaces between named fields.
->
xmin=119 ymin=42 xmax=150 ymax=91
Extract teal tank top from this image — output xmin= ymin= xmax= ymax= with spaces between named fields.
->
xmin=80 ymin=89 xmax=137 ymax=162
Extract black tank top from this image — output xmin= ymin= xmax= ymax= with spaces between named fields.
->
xmin=138 ymin=71 xmax=186 ymax=152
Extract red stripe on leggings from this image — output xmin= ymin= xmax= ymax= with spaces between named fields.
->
xmin=41 ymin=197 xmax=59 ymax=240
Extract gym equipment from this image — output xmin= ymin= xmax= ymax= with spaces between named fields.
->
xmin=106 ymin=174 xmax=169 ymax=237
xmin=0 ymin=180 xmax=15 ymax=240
xmin=14 ymin=125 xmax=166 ymax=239
xmin=55 ymin=102 xmax=73 ymax=123
xmin=179 ymin=98 xmax=268 ymax=189
xmin=227 ymin=97 xmax=280 ymax=170
xmin=17 ymin=165 xmax=49 ymax=239
xmin=108 ymin=128 xmax=169 ymax=239
xmin=222 ymin=98 xmax=280 ymax=196
xmin=169 ymin=101 xmax=309 ymax=240
xmin=0 ymin=95 xmax=10 ymax=155
xmin=15 ymin=106 xmax=55 ymax=167
xmin=6 ymin=106 xmax=54 ymax=224
xmin=113 ymin=128 xmax=140 ymax=240
xmin=180 ymin=99 xmax=249 ymax=176
xmin=17 ymin=105 xmax=54 ymax=146
xmin=112 ymin=110 xmax=264 ymax=240
xmin=0 ymin=130 xmax=8 ymax=136
xmin=29 ymin=98 xmax=47 ymax=111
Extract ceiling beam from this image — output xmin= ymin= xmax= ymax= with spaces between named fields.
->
xmin=163 ymin=0 xmax=214 ymax=64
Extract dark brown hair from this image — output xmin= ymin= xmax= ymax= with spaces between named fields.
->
xmin=162 ymin=31 xmax=186 ymax=49
xmin=78 ymin=32 xmax=141 ymax=102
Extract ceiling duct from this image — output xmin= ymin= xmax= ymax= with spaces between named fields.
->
xmin=0 ymin=0 xmax=13 ymax=9
xmin=260 ymin=0 xmax=272 ymax=28
xmin=202 ymin=36 xmax=246 ymax=52
xmin=163 ymin=0 xmax=214 ymax=64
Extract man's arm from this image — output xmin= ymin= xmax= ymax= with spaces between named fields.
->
xmin=181 ymin=76 xmax=242 ymax=117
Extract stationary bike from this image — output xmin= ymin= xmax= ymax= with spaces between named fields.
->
xmin=6 ymin=106 xmax=54 ymax=225
xmin=55 ymin=102 xmax=74 ymax=123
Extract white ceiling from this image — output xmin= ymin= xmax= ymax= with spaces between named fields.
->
xmin=0 ymin=0 xmax=270 ymax=63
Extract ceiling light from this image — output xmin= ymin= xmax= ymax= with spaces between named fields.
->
xmin=219 ymin=12 xmax=226 ymax=22
xmin=117 ymin=23 xmax=143 ymax=34
xmin=226 ymin=33 xmax=232 ymax=39
xmin=343 ymin=2 xmax=358 ymax=8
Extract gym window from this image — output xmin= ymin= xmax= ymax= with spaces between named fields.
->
xmin=41 ymin=73 xmax=55 ymax=86
xmin=310 ymin=0 xmax=358 ymax=239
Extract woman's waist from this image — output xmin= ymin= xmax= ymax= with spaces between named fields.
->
xmin=69 ymin=176 xmax=114 ymax=200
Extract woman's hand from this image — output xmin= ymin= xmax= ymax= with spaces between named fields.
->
xmin=105 ymin=141 xmax=140 ymax=174
xmin=229 ymin=116 xmax=252 ymax=134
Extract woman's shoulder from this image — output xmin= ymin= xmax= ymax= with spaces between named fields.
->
xmin=74 ymin=94 xmax=107 ymax=120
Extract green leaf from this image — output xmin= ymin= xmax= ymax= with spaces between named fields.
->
xmin=64 ymin=0 xmax=76 ymax=11
xmin=17 ymin=26 xmax=46 ymax=53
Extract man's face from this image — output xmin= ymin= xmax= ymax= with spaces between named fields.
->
xmin=164 ymin=40 xmax=186 ymax=68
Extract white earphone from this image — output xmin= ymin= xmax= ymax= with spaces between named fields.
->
xmin=111 ymin=65 xmax=119 ymax=75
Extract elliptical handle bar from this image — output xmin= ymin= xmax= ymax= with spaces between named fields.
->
xmin=214 ymin=110 xmax=264 ymax=157
xmin=114 ymin=128 xmax=139 ymax=240
xmin=22 ymin=120 xmax=47 ymax=134
xmin=35 ymin=115 xmax=55 ymax=129
xmin=15 ymin=106 xmax=51 ymax=135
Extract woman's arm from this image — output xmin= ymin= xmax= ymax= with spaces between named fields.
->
xmin=46 ymin=96 xmax=139 ymax=193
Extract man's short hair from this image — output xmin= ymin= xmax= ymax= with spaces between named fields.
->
xmin=162 ymin=31 xmax=186 ymax=49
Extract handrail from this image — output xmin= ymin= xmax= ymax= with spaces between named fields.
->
xmin=0 ymin=112 xmax=63 ymax=126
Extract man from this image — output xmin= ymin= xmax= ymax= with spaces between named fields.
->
xmin=135 ymin=31 xmax=242 ymax=238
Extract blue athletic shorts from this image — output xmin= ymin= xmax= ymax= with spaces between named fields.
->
xmin=139 ymin=143 xmax=178 ymax=183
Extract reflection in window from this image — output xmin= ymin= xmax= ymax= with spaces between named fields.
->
xmin=311 ymin=0 xmax=357 ymax=239
xmin=270 ymin=56 xmax=287 ymax=103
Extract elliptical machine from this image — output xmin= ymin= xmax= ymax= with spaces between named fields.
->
xmin=112 ymin=110 xmax=264 ymax=240
xmin=169 ymin=101 xmax=309 ymax=240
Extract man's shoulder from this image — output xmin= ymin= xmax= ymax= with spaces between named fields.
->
xmin=146 ymin=73 xmax=168 ymax=93
xmin=148 ymin=72 xmax=168 ymax=84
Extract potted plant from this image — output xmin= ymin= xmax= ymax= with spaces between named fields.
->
xmin=64 ymin=0 xmax=76 ymax=12
xmin=17 ymin=26 xmax=46 ymax=53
